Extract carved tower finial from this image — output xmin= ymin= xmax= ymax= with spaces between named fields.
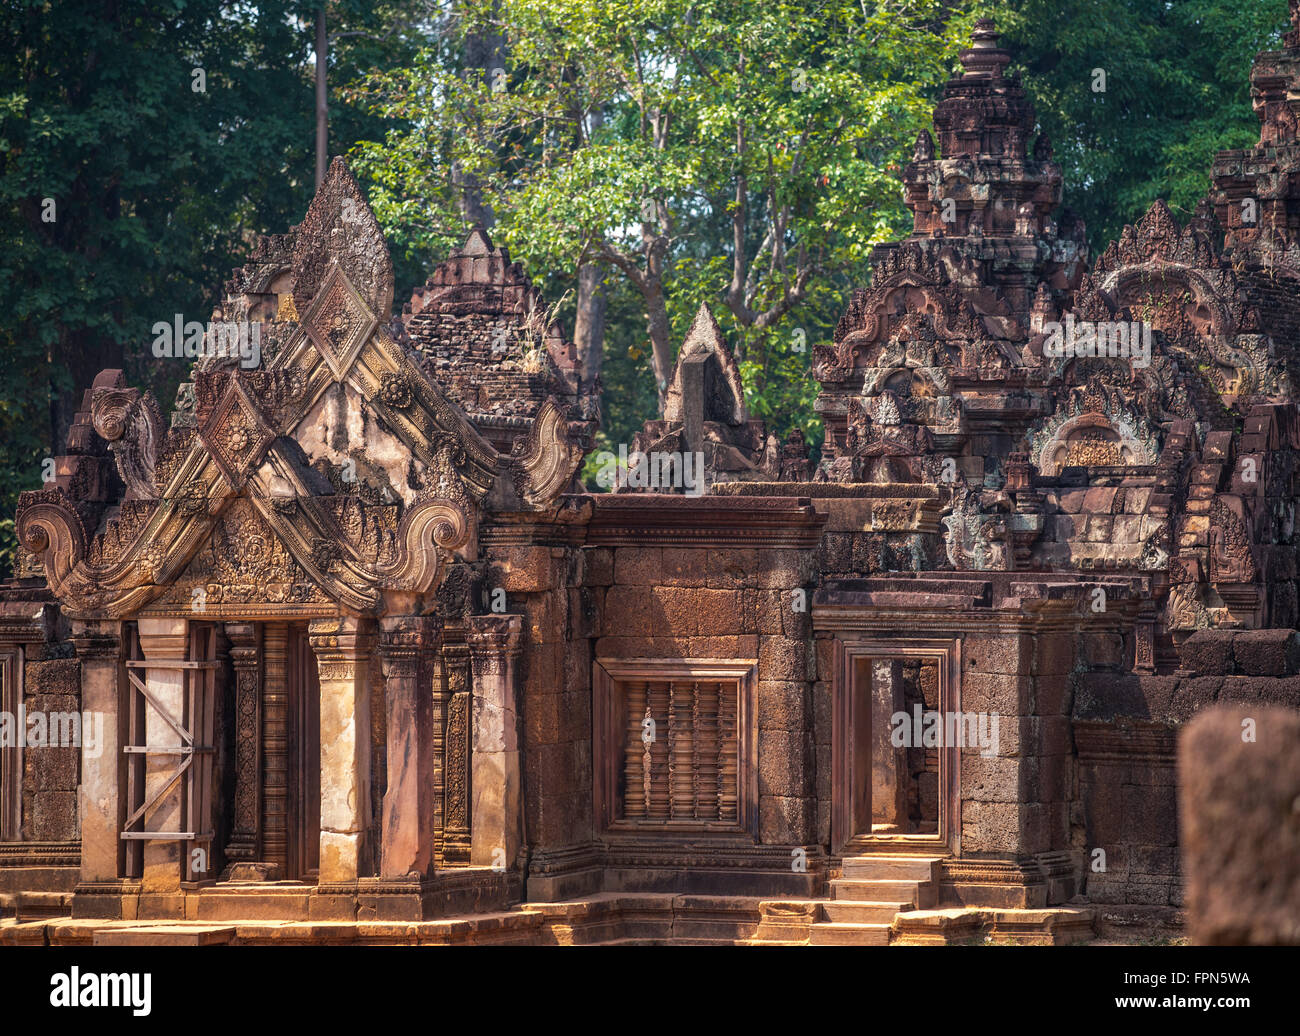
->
xmin=959 ymin=17 xmax=1012 ymax=79
xmin=913 ymin=128 xmax=934 ymax=162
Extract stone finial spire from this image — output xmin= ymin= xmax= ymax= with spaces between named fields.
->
xmin=958 ymin=18 xmax=1013 ymax=79
xmin=1288 ymin=0 xmax=1300 ymax=49
xmin=903 ymin=16 xmax=1060 ymax=240
xmin=929 ymin=18 xmax=1035 ymax=162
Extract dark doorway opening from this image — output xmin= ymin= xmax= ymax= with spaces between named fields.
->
xmin=286 ymin=623 xmax=320 ymax=883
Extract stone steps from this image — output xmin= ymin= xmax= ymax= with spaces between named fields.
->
xmin=809 ymin=921 xmax=891 ymax=946
xmin=840 ymin=855 xmax=941 ymax=881
xmin=820 ymin=900 xmax=912 ymax=924
xmin=829 ymin=878 xmax=936 ymax=905
xmin=94 ymin=925 xmax=237 ymax=947
xmin=807 ymin=854 xmax=945 ymax=946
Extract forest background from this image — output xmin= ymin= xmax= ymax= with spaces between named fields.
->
xmin=0 ymin=0 xmax=1290 ymax=571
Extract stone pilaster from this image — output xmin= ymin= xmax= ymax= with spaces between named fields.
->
xmin=70 ymin=620 xmax=124 ymax=883
xmin=308 ymin=616 xmax=374 ymax=883
xmin=441 ymin=625 xmax=472 ymax=864
xmin=223 ymin=622 xmax=263 ymax=876
xmin=261 ymin=623 xmax=288 ymax=878
xmin=466 ymin=614 xmax=523 ymax=869
xmin=378 ymin=615 xmax=437 ymax=879
xmin=429 ymin=648 xmax=449 ymax=867
xmin=135 ymin=618 xmax=189 ymax=894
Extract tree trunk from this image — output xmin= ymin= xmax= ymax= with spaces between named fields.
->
xmin=315 ymin=7 xmax=327 ymax=188
xmin=643 ymin=274 xmax=673 ymax=415
xmin=455 ymin=5 xmax=505 ymax=228
xmin=574 ymin=262 xmax=606 ymax=397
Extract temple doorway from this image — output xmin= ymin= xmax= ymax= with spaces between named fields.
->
xmin=285 ymin=623 xmax=321 ymax=883
xmin=832 ymin=638 xmax=960 ymax=856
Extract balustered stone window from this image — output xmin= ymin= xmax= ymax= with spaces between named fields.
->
xmin=593 ymin=659 xmax=755 ymax=835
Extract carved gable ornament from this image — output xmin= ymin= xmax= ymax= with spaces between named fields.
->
xmin=299 ymin=264 xmax=380 ymax=382
xmin=14 ymin=159 xmax=526 ymax=619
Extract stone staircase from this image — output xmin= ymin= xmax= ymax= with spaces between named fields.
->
xmin=809 ymin=855 xmax=943 ymax=946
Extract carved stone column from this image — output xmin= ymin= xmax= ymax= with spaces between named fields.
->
xmin=429 ymin=648 xmax=449 ymax=867
xmin=466 ymin=614 xmax=523 ymax=869
xmin=378 ymin=615 xmax=437 ymax=879
xmin=223 ymin=622 xmax=263 ymax=876
xmin=135 ymin=618 xmax=189 ymax=894
xmin=441 ymin=624 xmax=472 ymax=864
xmin=308 ymin=616 xmax=374 ymax=883
xmin=70 ymin=620 xmax=124 ymax=883
xmin=261 ymin=622 xmax=289 ymax=878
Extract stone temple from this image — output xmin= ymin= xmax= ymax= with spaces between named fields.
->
xmin=2 ymin=15 xmax=1299 ymax=945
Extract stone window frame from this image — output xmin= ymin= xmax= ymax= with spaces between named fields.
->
xmin=592 ymin=657 xmax=758 ymax=838
xmin=0 ymin=646 xmax=21 ymax=841
xmin=831 ymin=636 xmax=961 ymax=856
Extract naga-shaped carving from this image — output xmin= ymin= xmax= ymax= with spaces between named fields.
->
xmin=509 ymin=398 xmax=586 ymax=508
xmin=90 ymin=382 xmax=165 ymax=501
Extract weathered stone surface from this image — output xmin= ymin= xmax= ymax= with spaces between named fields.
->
xmin=1180 ymin=630 xmax=1236 ymax=676
xmin=1232 ymin=629 xmax=1300 ymax=677
xmin=1179 ymin=705 xmax=1300 ymax=944
xmin=756 ymin=681 xmax=809 ymax=731
xmin=24 ymin=658 xmax=79 ymax=698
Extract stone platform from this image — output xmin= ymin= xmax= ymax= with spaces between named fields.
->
xmin=0 ymin=893 xmax=1096 ymax=946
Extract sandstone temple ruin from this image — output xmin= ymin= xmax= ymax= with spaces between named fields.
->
xmin=2 ymin=15 xmax=1299 ymax=945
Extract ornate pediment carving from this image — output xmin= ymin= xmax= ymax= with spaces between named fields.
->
xmin=19 ymin=158 xmax=497 ymax=619
xmin=509 ymin=398 xmax=587 ymax=508
xmin=300 ymin=264 xmax=380 ymax=382
xmin=1024 ymin=394 xmax=1161 ymax=478
xmin=198 ymin=378 xmax=277 ymax=490
xmin=90 ymin=376 xmax=165 ymax=501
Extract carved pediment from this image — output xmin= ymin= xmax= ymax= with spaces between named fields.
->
xmin=19 ymin=159 xmax=492 ymax=619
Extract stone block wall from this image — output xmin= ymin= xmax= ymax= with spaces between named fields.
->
xmin=576 ymin=536 xmax=821 ymax=894
xmin=484 ymin=540 xmax=597 ymax=899
xmin=1071 ymin=630 xmax=1300 ymax=910
xmin=0 ymin=593 xmax=79 ymax=899
xmin=21 ymin=657 xmax=82 ymax=843
xmin=592 ymin=545 xmax=819 ymax=840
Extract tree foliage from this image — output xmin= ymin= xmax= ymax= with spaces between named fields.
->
xmin=0 ymin=0 xmax=1292 ymax=574
xmin=994 ymin=0 xmax=1291 ymax=252
xmin=354 ymin=0 xmax=980 ymax=450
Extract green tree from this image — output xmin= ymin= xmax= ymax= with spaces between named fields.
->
xmin=993 ymin=0 xmax=1291 ymax=252
xmin=0 ymin=0 xmax=430 ymax=574
xmin=354 ymin=0 xmax=978 ymax=449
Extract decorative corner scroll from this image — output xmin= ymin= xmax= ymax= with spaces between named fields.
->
xmin=510 ymin=398 xmax=586 ymax=508
xmin=91 ymin=387 xmax=164 ymax=501
xmin=375 ymin=497 xmax=474 ymax=592
xmin=14 ymin=489 xmax=88 ymax=594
